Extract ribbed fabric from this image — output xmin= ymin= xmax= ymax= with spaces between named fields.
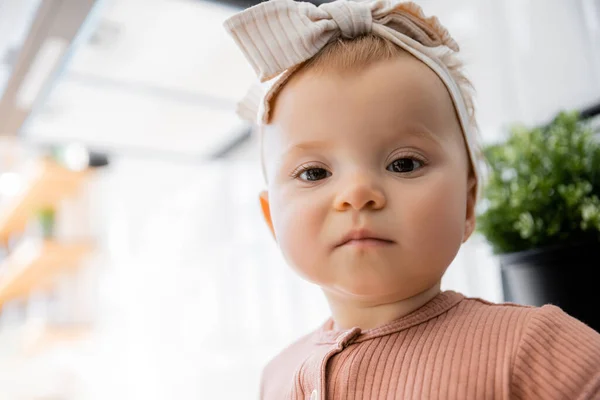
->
xmin=223 ymin=0 xmax=457 ymax=82
xmin=260 ymin=291 xmax=600 ymax=399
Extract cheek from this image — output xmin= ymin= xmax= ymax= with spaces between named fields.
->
xmin=269 ymin=189 xmax=331 ymax=284
xmin=403 ymin=172 xmax=467 ymax=259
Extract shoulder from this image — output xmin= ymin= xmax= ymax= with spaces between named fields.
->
xmin=260 ymin=326 xmax=321 ymax=399
xmin=452 ymin=296 xmax=600 ymax=398
xmin=453 ymin=294 xmax=540 ymax=329
xmin=511 ymin=304 xmax=600 ymax=399
xmin=441 ymin=295 xmax=541 ymax=351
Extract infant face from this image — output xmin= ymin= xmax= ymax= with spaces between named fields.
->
xmin=261 ymin=54 xmax=477 ymax=303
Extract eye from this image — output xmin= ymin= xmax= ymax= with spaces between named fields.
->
xmin=386 ymin=157 xmax=424 ymax=174
xmin=294 ymin=166 xmax=331 ymax=182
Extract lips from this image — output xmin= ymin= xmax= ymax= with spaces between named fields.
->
xmin=336 ymin=228 xmax=394 ymax=248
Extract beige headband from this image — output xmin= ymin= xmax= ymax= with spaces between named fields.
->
xmin=224 ymin=0 xmax=480 ymax=185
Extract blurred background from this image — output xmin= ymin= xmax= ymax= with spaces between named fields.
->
xmin=0 ymin=0 xmax=599 ymax=398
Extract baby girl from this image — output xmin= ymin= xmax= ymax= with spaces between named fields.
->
xmin=224 ymin=0 xmax=600 ymax=398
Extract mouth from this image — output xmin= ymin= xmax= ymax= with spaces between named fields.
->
xmin=336 ymin=229 xmax=395 ymax=248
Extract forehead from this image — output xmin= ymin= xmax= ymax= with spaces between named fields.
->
xmin=267 ymin=55 xmax=461 ymax=148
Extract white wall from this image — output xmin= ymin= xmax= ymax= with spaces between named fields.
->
xmin=420 ymin=0 xmax=600 ymax=140
xmin=84 ymin=157 xmax=328 ymax=399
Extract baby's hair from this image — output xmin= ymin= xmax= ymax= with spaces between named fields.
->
xmin=261 ymin=34 xmax=480 ymax=182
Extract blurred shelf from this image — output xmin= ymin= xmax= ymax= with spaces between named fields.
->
xmin=0 ymin=324 xmax=92 ymax=379
xmin=23 ymin=324 xmax=91 ymax=357
xmin=0 ymin=240 xmax=93 ymax=308
xmin=0 ymin=158 xmax=90 ymax=243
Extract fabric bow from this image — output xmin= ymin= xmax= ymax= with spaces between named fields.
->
xmin=224 ymin=0 xmax=459 ymax=83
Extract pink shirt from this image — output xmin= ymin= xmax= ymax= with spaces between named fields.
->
xmin=260 ymin=291 xmax=600 ymax=399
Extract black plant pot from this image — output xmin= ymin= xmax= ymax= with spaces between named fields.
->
xmin=500 ymin=241 xmax=600 ymax=333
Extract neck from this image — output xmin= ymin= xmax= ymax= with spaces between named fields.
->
xmin=324 ymin=283 xmax=442 ymax=330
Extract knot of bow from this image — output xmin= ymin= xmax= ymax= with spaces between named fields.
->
xmin=224 ymin=0 xmax=459 ymax=82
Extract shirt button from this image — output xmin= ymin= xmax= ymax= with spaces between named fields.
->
xmin=310 ymin=389 xmax=318 ymax=400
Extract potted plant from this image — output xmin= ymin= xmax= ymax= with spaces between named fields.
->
xmin=477 ymin=110 xmax=600 ymax=332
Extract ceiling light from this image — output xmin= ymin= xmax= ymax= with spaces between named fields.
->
xmin=16 ymin=37 xmax=68 ymax=110
xmin=61 ymin=143 xmax=90 ymax=171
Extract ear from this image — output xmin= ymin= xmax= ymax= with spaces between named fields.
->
xmin=259 ymin=190 xmax=276 ymax=239
xmin=462 ymin=175 xmax=478 ymax=243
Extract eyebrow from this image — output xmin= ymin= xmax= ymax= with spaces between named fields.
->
xmin=281 ymin=140 xmax=334 ymax=158
xmin=280 ymin=128 xmax=445 ymax=160
xmin=403 ymin=129 xmax=445 ymax=147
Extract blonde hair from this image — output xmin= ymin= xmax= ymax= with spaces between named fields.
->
xmin=262 ymin=34 xmax=480 ymax=180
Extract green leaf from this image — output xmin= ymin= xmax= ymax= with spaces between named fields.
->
xmin=476 ymin=110 xmax=600 ymax=253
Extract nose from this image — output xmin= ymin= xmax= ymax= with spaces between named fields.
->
xmin=333 ymin=171 xmax=386 ymax=211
